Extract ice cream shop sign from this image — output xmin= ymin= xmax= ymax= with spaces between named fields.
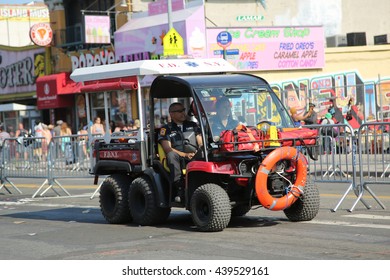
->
xmin=70 ymin=49 xmax=116 ymax=71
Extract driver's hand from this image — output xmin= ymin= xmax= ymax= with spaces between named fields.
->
xmin=185 ymin=152 xmax=195 ymax=160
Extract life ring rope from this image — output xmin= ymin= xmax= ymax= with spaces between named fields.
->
xmin=255 ymin=146 xmax=307 ymax=211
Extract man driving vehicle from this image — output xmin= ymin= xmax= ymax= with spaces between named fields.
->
xmin=158 ymin=102 xmax=202 ymax=202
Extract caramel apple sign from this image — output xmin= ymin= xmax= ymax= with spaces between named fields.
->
xmin=30 ymin=23 xmax=53 ymax=46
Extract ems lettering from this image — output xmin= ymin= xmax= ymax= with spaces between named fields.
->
xmin=103 ymin=151 xmax=118 ymax=158
xmin=158 ymin=63 xmax=179 ymax=68
xmin=204 ymin=61 xmax=222 ymax=66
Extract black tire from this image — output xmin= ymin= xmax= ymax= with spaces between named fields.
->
xmin=284 ymin=183 xmax=320 ymax=221
xmin=190 ymin=183 xmax=231 ymax=232
xmin=231 ymin=205 xmax=251 ymax=217
xmin=99 ymin=174 xmax=132 ymax=224
xmin=129 ymin=176 xmax=171 ymax=226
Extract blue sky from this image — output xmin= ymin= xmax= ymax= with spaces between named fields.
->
xmin=0 ymin=0 xmax=43 ymax=4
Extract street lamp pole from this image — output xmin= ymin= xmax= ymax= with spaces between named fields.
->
xmin=167 ymin=0 xmax=173 ymax=29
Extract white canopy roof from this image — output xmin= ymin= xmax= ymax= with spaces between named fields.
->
xmin=0 ymin=103 xmax=36 ymax=112
xmin=70 ymin=58 xmax=237 ymax=83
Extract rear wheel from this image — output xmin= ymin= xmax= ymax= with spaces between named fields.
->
xmin=190 ymin=183 xmax=231 ymax=232
xmin=284 ymin=183 xmax=320 ymax=221
xmin=129 ymin=176 xmax=171 ymax=226
xmin=99 ymin=174 xmax=132 ymax=224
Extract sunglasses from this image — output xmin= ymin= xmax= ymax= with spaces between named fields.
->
xmin=170 ymin=108 xmax=186 ymax=113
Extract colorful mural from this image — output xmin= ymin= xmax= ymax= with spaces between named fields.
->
xmin=271 ymin=71 xmax=390 ymax=128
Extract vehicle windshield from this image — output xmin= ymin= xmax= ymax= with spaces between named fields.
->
xmin=193 ymin=86 xmax=294 ymax=138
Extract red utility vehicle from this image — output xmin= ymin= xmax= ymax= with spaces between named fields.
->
xmin=71 ymin=58 xmax=320 ymax=231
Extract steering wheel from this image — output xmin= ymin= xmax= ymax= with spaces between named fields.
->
xmin=183 ymin=139 xmax=204 ymax=160
xmin=256 ymin=120 xmax=272 ymax=129
xmin=183 ymin=139 xmax=198 ymax=153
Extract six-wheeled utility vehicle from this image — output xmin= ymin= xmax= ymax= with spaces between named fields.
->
xmin=71 ymin=58 xmax=320 ymax=232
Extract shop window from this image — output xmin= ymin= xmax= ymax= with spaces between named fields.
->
xmin=92 ymin=92 xmax=105 ymax=108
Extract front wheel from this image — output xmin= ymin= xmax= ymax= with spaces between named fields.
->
xmin=190 ymin=183 xmax=231 ymax=232
xmin=284 ymin=183 xmax=320 ymax=221
xmin=129 ymin=176 xmax=171 ymax=226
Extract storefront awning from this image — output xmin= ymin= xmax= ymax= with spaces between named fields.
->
xmin=80 ymin=77 xmax=138 ymax=92
xmin=36 ymin=72 xmax=82 ymax=110
xmin=0 ymin=103 xmax=36 ymax=112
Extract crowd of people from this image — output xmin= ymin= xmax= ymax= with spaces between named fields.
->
xmin=289 ymin=97 xmax=352 ymax=154
xmin=0 ymin=117 xmax=141 ymax=164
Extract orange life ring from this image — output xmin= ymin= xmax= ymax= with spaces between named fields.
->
xmin=255 ymin=146 xmax=307 ymax=211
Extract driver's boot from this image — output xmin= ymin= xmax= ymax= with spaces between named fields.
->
xmin=173 ymin=179 xmax=185 ymax=203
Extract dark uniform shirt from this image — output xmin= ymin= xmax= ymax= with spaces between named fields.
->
xmin=210 ymin=115 xmax=239 ymax=136
xmin=158 ymin=120 xmax=201 ymax=152
xmin=304 ymin=110 xmax=318 ymax=125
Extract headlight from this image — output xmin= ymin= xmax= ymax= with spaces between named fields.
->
xmin=239 ymin=162 xmax=248 ymax=174
xmin=257 ymin=122 xmax=270 ymax=134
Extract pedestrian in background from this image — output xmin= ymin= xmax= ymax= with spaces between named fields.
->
xmin=91 ymin=117 xmax=105 ymax=136
xmin=41 ymin=124 xmax=52 ymax=161
xmin=321 ymin=113 xmax=335 ymax=154
xmin=132 ymin=119 xmax=141 ymax=130
xmin=60 ymin=122 xmax=73 ymax=164
xmin=0 ymin=123 xmax=10 ymax=146
xmin=77 ymin=124 xmax=88 ymax=160
xmin=53 ymin=120 xmax=63 ymax=137
xmin=15 ymin=122 xmax=29 ymax=160
xmin=304 ymin=103 xmax=318 ymax=125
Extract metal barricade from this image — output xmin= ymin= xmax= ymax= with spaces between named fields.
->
xmin=304 ymin=123 xmax=362 ymax=211
xmin=0 ymin=139 xmax=22 ymax=194
xmin=307 ymin=123 xmax=355 ymax=182
xmin=34 ymin=134 xmax=93 ymax=197
xmin=0 ymin=137 xmax=49 ymax=195
xmin=0 ymin=134 xmax=95 ymax=198
xmin=1 ymin=125 xmax=388 ymax=212
xmin=348 ymin=122 xmax=390 ymax=211
xmin=305 ymin=121 xmax=390 ymax=212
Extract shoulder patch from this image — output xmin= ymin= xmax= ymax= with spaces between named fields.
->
xmin=160 ymin=128 xmax=166 ymax=136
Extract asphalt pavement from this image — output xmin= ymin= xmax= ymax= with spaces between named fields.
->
xmin=0 ymin=177 xmax=389 ymax=260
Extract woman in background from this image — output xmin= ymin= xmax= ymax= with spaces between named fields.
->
xmin=91 ymin=117 xmax=105 ymax=136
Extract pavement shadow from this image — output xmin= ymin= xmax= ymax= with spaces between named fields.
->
xmin=2 ymin=207 xmax=282 ymax=231
xmin=124 ymin=210 xmax=282 ymax=232
xmin=2 ymin=207 xmax=106 ymax=224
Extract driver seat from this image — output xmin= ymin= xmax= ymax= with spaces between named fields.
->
xmin=157 ymin=143 xmax=171 ymax=172
xmin=157 ymin=143 xmax=186 ymax=175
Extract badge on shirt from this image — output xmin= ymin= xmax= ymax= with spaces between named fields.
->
xmin=160 ymin=128 xmax=166 ymax=136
